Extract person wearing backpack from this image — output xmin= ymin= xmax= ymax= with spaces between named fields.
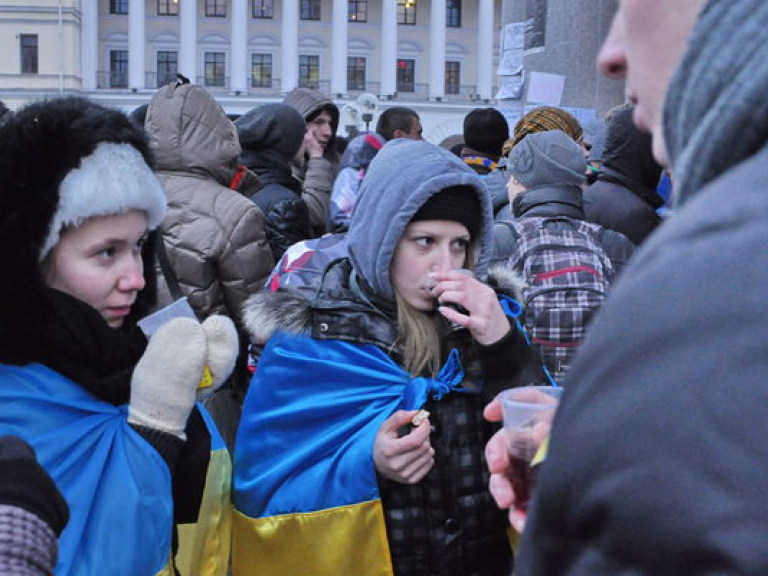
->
xmin=492 ymin=130 xmax=635 ymax=383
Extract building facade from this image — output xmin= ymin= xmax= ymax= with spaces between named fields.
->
xmin=0 ymin=1 xmax=622 ymax=144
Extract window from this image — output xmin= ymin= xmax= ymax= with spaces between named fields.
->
xmin=206 ymin=0 xmax=226 ymax=17
xmin=110 ymin=0 xmax=128 ymax=14
xmin=252 ymin=0 xmax=274 ymax=18
xmin=299 ymin=55 xmax=320 ymax=89
xmin=157 ymin=0 xmax=178 ymax=16
xmin=20 ymin=34 xmax=38 ymax=74
xmin=204 ymin=52 xmax=226 ymax=87
xmin=110 ymin=50 xmax=128 ymax=88
xmin=347 ymin=57 xmax=366 ymax=91
xmin=300 ymin=0 xmax=321 ymax=20
xmin=397 ymin=0 xmax=417 ymax=25
xmin=396 ymin=59 xmax=415 ymax=92
xmin=445 ymin=61 xmax=460 ymax=94
xmin=348 ymin=0 xmax=367 ymax=22
xmin=446 ymin=0 xmax=461 ymax=27
xmin=251 ymin=53 xmax=272 ymax=87
xmin=157 ymin=51 xmax=178 ymax=87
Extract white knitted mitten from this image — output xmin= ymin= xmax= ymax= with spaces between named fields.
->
xmin=128 ymin=317 xmax=207 ymax=439
xmin=197 ymin=315 xmax=239 ymax=401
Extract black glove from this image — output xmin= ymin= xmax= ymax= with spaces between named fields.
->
xmin=0 ymin=435 xmax=69 ymax=537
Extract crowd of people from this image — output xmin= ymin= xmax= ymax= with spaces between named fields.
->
xmin=1 ymin=0 xmax=766 ymax=573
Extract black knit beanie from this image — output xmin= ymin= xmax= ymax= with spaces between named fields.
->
xmin=411 ymin=186 xmax=481 ymax=239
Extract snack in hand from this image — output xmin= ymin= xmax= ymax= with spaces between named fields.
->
xmin=411 ymin=409 xmax=430 ymax=427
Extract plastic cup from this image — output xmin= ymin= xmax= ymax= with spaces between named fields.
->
xmin=498 ymin=386 xmax=562 ymax=511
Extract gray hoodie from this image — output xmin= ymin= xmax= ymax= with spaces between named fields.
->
xmin=347 ymin=138 xmax=495 ymax=302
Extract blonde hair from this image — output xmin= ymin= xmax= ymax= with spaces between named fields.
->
xmin=395 ymin=292 xmax=441 ymax=378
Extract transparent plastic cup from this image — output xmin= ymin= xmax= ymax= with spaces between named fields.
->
xmin=498 ymin=386 xmax=562 ymax=511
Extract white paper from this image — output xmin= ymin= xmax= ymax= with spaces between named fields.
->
xmin=137 ymin=296 xmax=198 ymax=337
xmin=526 ymin=71 xmax=566 ymax=106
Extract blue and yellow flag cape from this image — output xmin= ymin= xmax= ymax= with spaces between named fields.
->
xmin=175 ymin=406 xmax=232 ymax=576
xmin=232 ymin=332 xmax=465 ymax=576
xmin=0 ymin=363 xmax=174 ymax=576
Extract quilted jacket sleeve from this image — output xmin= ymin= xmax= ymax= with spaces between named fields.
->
xmin=301 ymin=156 xmax=336 ymax=236
xmin=216 ymin=195 xmax=274 ymax=327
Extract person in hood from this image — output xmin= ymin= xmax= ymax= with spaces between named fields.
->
xmin=236 ymin=103 xmax=313 ymax=262
xmin=0 ymin=96 xmax=237 ymax=575
xmin=145 ymin=81 xmax=274 ymax=448
xmin=485 ymin=0 xmax=768 ymax=573
xmin=283 ymin=87 xmax=341 ymax=235
xmin=583 ymin=103 xmax=665 ymax=245
xmin=232 ymin=139 xmax=546 ymax=576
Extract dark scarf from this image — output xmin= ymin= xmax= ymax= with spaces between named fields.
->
xmin=0 ymin=286 xmax=148 ymax=407
xmin=30 ymin=289 xmax=147 ymax=406
xmin=664 ymin=0 xmax=768 ymax=206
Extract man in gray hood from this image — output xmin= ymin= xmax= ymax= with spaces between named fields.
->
xmin=485 ymin=1 xmax=768 ymax=573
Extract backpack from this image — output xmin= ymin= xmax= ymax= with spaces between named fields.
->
xmin=500 ymin=216 xmax=615 ymax=382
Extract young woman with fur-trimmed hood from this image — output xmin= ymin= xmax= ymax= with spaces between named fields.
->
xmin=232 ymin=139 xmax=546 ymax=576
xmin=0 ymin=97 xmax=236 ymax=575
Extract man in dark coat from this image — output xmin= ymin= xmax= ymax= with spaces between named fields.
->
xmin=583 ymin=103 xmax=664 ymax=245
xmin=485 ymin=0 xmax=768 ymax=573
xmin=236 ymin=104 xmax=313 ymax=262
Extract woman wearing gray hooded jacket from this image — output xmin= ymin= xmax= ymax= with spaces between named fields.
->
xmin=232 ymin=139 xmax=546 ymax=576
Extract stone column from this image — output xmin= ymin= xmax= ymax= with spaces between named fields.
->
xmin=281 ymin=0 xmax=299 ymax=93
xmin=380 ymin=0 xmax=397 ymax=97
xmin=429 ymin=0 xmax=446 ymax=99
xmin=331 ymin=0 xmax=348 ymax=96
xmin=179 ymin=0 xmax=198 ymax=81
xmin=128 ymin=0 xmax=145 ymax=90
xmin=80 ymin=0 xmax=98 ymax=90
xmin=231 ymin=0 xmax=248 ymax=93
xmin=477 ymin=0 xmax=494 ymax=100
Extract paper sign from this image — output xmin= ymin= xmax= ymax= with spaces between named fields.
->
xmin=527 ymin=71 xmax=566 ymax=106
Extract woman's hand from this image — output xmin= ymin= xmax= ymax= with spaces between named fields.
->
xmin=484 ymin=398 xmax=528 ymax=532
xmin=429 ymin=270 xmax=511 ymax=345
xmin=374 ymin=410 xmax=435 ymax=484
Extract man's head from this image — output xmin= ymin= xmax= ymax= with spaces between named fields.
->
xmin=463 ymin=108 xmax=510 ymax=161
xmin=375 ymin=107 xmax=423 ymax=141
xmin=597 ymin=0 xmax=707 ymax=167
xmin=283 ymin=87 xmax=340 ymax=155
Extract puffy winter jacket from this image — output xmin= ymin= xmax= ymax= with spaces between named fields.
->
xmin=145 ymin=82 xmax=274 ymax=328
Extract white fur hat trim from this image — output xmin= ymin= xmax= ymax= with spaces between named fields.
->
xmin=40 ymin=142 xmax=167 ymax=260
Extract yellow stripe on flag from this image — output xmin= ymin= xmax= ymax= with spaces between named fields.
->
xmin=232 ymin=499 xmax=393 ymax=576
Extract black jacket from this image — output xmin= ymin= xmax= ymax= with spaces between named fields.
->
xmin=242 ymin=151 xmax=312 ymax=262
xmin=583 ymin=106 xmax=664 ymax=245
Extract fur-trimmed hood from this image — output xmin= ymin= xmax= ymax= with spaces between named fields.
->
xmin=0 ymin=97 xmax=160 ymax=364
xmin=242 ymin=263 xmax=525 ymax=345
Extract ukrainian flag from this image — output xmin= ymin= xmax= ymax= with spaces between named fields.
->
xmin=176 ymin=406 xmax=232 ymax=576
xmin=232 ymin=333 xmax=464 ymax=576
xmin=0 ymin=363 xmax=174 ymax=576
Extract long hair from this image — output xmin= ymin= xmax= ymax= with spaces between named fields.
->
xmin=395 ymin=293 xmax=442 ymax=378
xmin=393 ymin=232 xmax=479 ymax=378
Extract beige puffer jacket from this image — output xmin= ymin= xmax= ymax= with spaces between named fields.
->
xmin=145 ymin=82 xmax=273 ymax=328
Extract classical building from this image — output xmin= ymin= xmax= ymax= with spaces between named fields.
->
xmin=0 ymin=1 xmax=622 ymax=143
